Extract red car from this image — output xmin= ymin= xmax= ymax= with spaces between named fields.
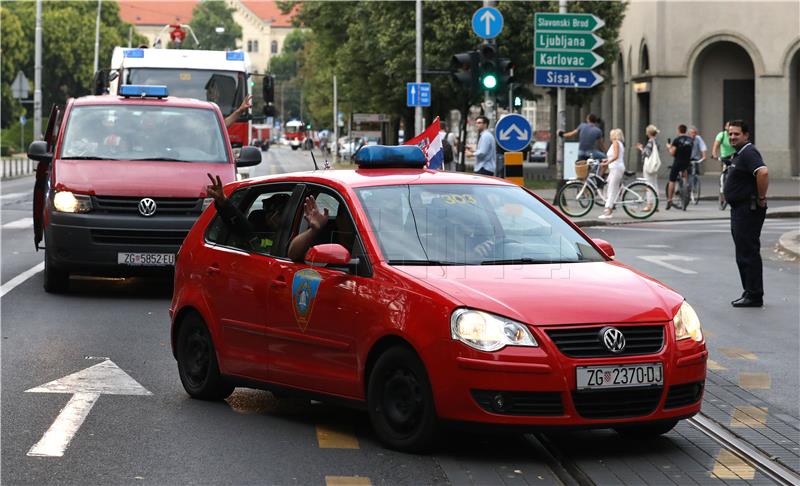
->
xmin=169 ymin=146 xmax=707 ymax=452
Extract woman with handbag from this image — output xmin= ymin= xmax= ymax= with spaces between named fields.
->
xmin=637 ymin=125 xmax=661 ymax=212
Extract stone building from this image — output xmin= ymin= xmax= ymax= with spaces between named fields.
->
xmin=118 ymin=0 xmax=295 ymax=74
xmin=584 ymin=1 xmax=799 ymax=177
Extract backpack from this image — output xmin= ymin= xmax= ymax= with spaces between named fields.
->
xmin=442 ymin=137 xmax=454 ymax=163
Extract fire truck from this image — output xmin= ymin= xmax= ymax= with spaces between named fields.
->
xmin=284 ymin=119 xmax=309 ymax=151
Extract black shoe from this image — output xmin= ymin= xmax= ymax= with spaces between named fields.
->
xmin=665 ymin=201 xmax=672 ymax=210
xmin=731 ymin=296 xmax=763 ymax=307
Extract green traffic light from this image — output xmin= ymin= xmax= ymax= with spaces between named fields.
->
xmin=514 ymin=96 xmax=522 ymax=107
xmin=482 ymin=74 xmax=497 ymax=90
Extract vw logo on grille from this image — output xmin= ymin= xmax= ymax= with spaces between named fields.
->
xmin=600 ymin=326 xmax=626 ymax=353
xmin=138 ymin=198 xmax=157 ymax=217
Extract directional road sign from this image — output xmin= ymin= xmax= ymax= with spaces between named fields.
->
xmin=534 ymin=32 xmax=604 ymax=51
xmin=495 ymin=114 xmax=532 ymax=152
xmin=535 ymin=69 xmax=604 ymax=88
xmin=472 ymin=7 xmax=503 ymax=39
xmin=406 ymin=82 xmax=431 ymax=107
xmin=535 ymin=50 xmax=603 ymax=69
xmin=534 ymin=13 xmax=605 ymax=33
xmin=19 ymin=115 xmax=27 ymax=126
xmin=11 ymin=71 xmax=29 ymax=99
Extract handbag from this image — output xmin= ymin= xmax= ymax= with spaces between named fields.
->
xmin=643 ymin=142 xmax=661 ymax=174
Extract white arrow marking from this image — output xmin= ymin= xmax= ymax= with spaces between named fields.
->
xmin=3 ymin=217 xmax=33 ymax=229
xmin=637 ymin=254 xmax=698 ymax=274
xmin=411 ymin=86 xmax=416 ymax=97
xmin=498 ymin=124 xmax=529 ymax=141
xmin=480 ymin=10 xmax=496 ymax=35
xmin=26 ymin=359 xmax=151 ymax=457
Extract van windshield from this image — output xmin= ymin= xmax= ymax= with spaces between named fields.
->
xmin=60 ymin=105 xmax=229 ymax=163
xmin=126 ymin=68 xmax=244 ymax=117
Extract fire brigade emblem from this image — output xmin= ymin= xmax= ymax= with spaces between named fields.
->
xmin=292 ymin=269 xmax=322 ymax=331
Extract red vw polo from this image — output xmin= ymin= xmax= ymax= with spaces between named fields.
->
xmin=169 ymin=146 xmax=707 ymax=452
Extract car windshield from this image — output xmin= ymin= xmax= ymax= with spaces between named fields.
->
xmin=126 ymin=68 xmax=244 ymax=117
xmin=60 ymin=105 xmax=229 ymax=163
xmin=356 ymin=184 xmax=604 ymax=265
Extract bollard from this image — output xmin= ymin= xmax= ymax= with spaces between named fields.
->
xmin=504 ymin=151 xmax=524 ymax=186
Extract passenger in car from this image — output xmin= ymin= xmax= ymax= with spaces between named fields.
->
xmin=287 ymin=195 xmax=355 ymax=262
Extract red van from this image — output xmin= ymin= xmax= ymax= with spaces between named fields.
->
xmin=27 ymin=85 xmax=261 ymax=292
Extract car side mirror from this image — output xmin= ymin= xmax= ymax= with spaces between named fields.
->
xmin=27 ymin=140 xmax=53 ymax=165
xmin=306 ymin=244 xmax=358 ymax=272
xmin=235 ymin=146 xmax=262 ymax=167
xmin=592 ymin=238 xmax=615 ymax=259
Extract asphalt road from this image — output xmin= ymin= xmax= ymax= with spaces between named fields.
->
xmin=2 ymin=146 xmax=797 ymax=485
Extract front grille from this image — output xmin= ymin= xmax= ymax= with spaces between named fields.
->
xmin=93 ymin=196 xmax=202 ymax=214
xmin=91 ymin=228 xmax=188 ymax=246
xmin=471 ymin=390 xmax=564 ymax=416
xmin=664 ymin=382 xmax=704 ymax=409
xmin=572 ymin=386 xmax=663 ymax=419
xmin=546 ymin=325 xmax=664 ymax=358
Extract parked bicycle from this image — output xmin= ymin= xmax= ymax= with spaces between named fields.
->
xmin=557 ymin=159 xmax=658 ymax=219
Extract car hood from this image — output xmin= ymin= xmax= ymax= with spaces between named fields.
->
xmin=54 ymin=159 xmax=234 ymax=197
xmin=396 ymin=261 xmax=682 ymax=325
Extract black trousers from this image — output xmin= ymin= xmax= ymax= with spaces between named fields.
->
xmin=730 ymin=202 xmax=766 ymax=298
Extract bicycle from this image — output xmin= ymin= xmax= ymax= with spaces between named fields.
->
xmin=717 ymin=157 xmax=730 ymax=210
xmin=688 ymin=159 xmax=703 ymax=205
xmin=557 ymin=159 xmax=658 ymax=219
xmin=664 ymin=166 xmax=691 ymax=210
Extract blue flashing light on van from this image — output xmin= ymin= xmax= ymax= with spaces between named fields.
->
xmin=226 ymin=51 xmax=245 ymax=61
xmin=119 ymin=85 xmax=169 ymax=99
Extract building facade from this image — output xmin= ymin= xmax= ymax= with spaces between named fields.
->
xmin=591 ymin=0 xmax=799 ymax=177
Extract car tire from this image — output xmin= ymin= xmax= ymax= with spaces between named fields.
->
xmin=43 ymin=247 xmax=69 ymax=293
xmin=614 ymin=420 xmax=678 ymax=439
xmin=291 ymin=145 xmax=299 ymax=151
xmin=367 ymin=346 xmax=437 ymax=453
xmin=176 ymin=313 xmax=234 ymax=401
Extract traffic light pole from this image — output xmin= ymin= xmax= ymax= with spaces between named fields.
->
xmin=555 ymin=0 xmax=568 ymax=199
xmin=415 ymin=0 xmax=423 ymax=135
xmin=483 ymin=0 xmax=496 ymax=129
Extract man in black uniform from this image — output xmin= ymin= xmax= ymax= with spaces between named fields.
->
xmin=666 ymin=124 xmax=695 ymax=210
xmin=723 ymin=120 xmax=769 ymax=307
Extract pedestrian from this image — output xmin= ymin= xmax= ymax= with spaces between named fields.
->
xmin=558 ymin=113 xmax=606 ymax=161
xmin=598 ymin=128 xmax=625 ymax=219
xmin=446 ymin=131 xmax=458 ymax=170
xmin=689 ymin=126 xmax=707 ymax=163
xmin=465 ymin=116 xmax=496 ymax=176
xmin=440 ymin=131 xmax=454 ymax=170
xmin=665 ymin=124 xmax=694 ymax=209
xmin=636 ymin=124 xmax=661 ymax=212
xmin=723 ymin=120 xmax=769 ymax=307
xmin=712 ymin=121 xmax=735 ymax=168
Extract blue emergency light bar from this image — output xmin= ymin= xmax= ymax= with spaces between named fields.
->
xmin=119 ymin=85 xmax=169 ymax=99
xmin=354 ymin=145 xmax=427 ymax=169
xmin=226 ymin=51 xmax=245 ymax=61
xmin=123 ymin=48 xmax=144 ymax=58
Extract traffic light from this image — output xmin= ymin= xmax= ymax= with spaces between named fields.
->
xmin=498 ymin=58 xmax=515 ymax=91
xmin=479 ymin=43 xmax=498 ymax=91
xmin=451 ymin=50 xmax=479 ymax=92
xmin=263 ymin=75 xmax=275 ymax=117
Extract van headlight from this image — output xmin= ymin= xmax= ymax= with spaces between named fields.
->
xmin=53 ymin=191 xmax=93 ymax=213
xmin=451 ymin=309 xmax=538 ymax=352
xmin=673 ymin=301 xmax=703 ymax=342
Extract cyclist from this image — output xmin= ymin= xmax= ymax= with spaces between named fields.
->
xmin=665 ymin=124 xmax=694 ymax=210
xmin=713 ymin=121 xmax=735 ymax=167
xmin=558 ymin=113 xmax=606 ymax=161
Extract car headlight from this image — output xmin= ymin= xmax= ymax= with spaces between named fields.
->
xmin=673 ymin=301 xmax=703 ymax=342
xmin=451 ymin=308 xmax=538 ymax=352
xmin=53 ymin=191 xmax=92 ymax=213
xmin=202 ymin=197 xmax=214 ymax=211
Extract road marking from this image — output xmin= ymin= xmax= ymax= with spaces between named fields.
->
xmin=712 ymin=449 xmax=755 ymax=480
xmin=730 ymin=406 xmax=768 ymax=428
xmin=644 ymin=244 xmax=670 ymax=248
xmin=316 ymin=424 xmax=359 ymax=449
xmin=325 ymin=476 xmax=371 ymax=486
xmin=2 ymin=217 xmax=33 ymax=229
xmin=0 ymin=262 xmax=44 ymax=298
xmin=637 ymin=254 xmax=698 ymax=274
xmin=0 ymin=191 xmax=28 ymax=200
xmin=26 ymin=359 xmax=151 ymax=457
xmin=601 ymin=227 xmax=731 ymax=233
xmin=718 ymin=347 xmax=758 ymax=360
xmin=739 ymin=372 xmax=771 ymax=390
xmin=706 ymin=359 xmax=726 ymax=371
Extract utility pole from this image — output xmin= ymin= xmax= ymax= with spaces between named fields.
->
xmin=34 ymin=0 xmax=42 ymax=141
xmin=414 ymin=0 xmax=423 ymax=135
xmin=556 ymin=0 xmax=567 ymax=188
xmin=93 ymin=0 xmax=102 ymax=74
xmin=333 ymin=75 xmax=339 ymax=163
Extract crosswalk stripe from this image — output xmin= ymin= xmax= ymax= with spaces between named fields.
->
xmin=730 ymin=406 xmax=768 ymax=428
xmin=712 ymin=449 xmax=755 ymax=480
xmin=325 ymin=476 xmax=371 ymax=486
xmin=316 ymin=424 xmax=359 ymax=449
xmin=2 ymin=217 xmax=33 ymax=229
xmin=717 ymin=347 xmax=758 ymax=360
xmin=739 ymin=372 xmax=771 ymax=390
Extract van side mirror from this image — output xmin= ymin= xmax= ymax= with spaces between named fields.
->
xmin=235 ymin=146 xmax=262 ymax=167
xmin=27 ymin=141 xmax=53 ymax=164
xmin=592 ymin=238 xmax=615 ymax=259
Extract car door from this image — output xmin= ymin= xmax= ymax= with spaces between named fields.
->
xmin=33 ymin=105 xmax=62 ymax=250
xmin=201 ymin=183 xmax=299 ymax=381
xmin=266 ymin=186 xmax=372 ymax=398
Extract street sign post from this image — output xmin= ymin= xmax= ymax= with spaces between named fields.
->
xmin=406 ymin=82 xmax=431 ymax=107
xmin=535 ymin=68 xmax=604 ymax=88
xmin=534 ymin=50 xmax=603 ymax=69
xmin=472 ymin=7 xmax=503 ymax=39
xmin=534 ymin=13 xmax=605 ymax=33
xmin=495 ymin=114 xmax=532 ymax=152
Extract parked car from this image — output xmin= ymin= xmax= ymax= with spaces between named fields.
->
xmin=530 ymin=141 xmax=549 ymax=163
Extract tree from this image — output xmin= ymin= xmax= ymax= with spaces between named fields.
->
xmin=1 ymin=7 xmax=29 ymax=128
xmin=189 ymin=1 xmax=242 ymax=51
xmin=269 ymin=29 xmax=309 ymax=121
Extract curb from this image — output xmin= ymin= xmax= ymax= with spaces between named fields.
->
xmin=778 ymin=230 xmax=800 ymax=259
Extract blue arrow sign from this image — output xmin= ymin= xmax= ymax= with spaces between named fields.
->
xmin=472 ymin=7 xmax=503 ymax=39
xmin=19 ymin=115 xmax=27 ymax=126
xmin=534 ymin=69 xmax=604 ymax=88
xmin=495 ymin=114 xmax=532 ymax=152
xmin=407 ymin=82 xmax=431 ymax=107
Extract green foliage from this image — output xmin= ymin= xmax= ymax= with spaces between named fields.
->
xmin=1 ymin=117 xmax=50 ymax=155
xmin=1 ymin=7 xmax=28 ymax=128
xmin=189 ymin=1 xmax=242 ymax=51
xmin=1 ymin=1 xmax=146 ymax=128
xmin=268 ymin=29 xmax=310 ymax=121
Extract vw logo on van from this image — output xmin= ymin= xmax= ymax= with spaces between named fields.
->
xmin=138 ymin=198 xmax=157 ymax=217
xmin=600 ymin=326 xmax=626 ymax=354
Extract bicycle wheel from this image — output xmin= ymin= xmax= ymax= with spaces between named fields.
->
xmin=622 ymin=182 xmax=658 ymax=219
xmin=692 ymin=176 xmax=701 ymax=205
xmin=557 ymin=181 xmax=594 ymax=218
xmin=679 ymin=179 xmax=690 ymax=210
xmin=719 ymin=172 xmax=728 ymax=210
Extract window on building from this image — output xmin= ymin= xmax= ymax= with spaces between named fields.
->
xmin=253 ymin=40 xmax=259 ymax=52
xmin=247 ymin=40 xmax=253 ymax=52
xmin=271 ymin=40 xmax=278 ymax=54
